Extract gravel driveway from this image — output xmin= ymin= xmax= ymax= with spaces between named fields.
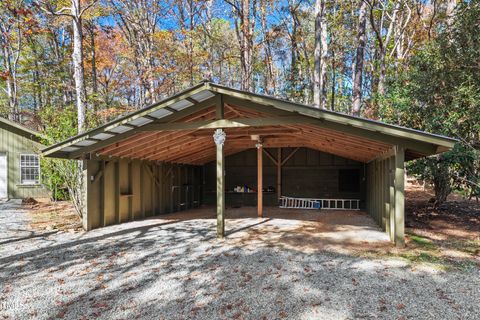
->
xmin=0 ymin=202 xmax=479 ymax=319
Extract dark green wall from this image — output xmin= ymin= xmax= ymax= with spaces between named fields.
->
xmin=85 ymin=159 xmax=202 ymax=230
xmin=203 ymin=147 xmax=366 ymax=207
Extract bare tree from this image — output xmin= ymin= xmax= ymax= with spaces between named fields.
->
xmin=259 ymin=0 xmax=275 ymax=95
xmin=41 ymin=0 xmax=98 ymax=133
xmin=352 ymin=0 xmax=367 ymax=116
xmin=367 ymin=0 xmax=401 ymax=96
xmin=225 ymin=0 xmax=256 ymax=92
xmin=109 ymin=0 xmax=164 ymax=105
xmin=0 ymin=0 xmax=26 ymax=121
xmin=313 ymin=0 xmax=328 ymax=109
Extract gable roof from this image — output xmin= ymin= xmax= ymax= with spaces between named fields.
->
xmin=41 ymin=82 xmax=457 ymax=163
xmin=0 ymin=117 xmax=44 ymax=143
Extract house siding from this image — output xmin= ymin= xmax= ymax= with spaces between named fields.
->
xmin=0 ymin=125 xmax=48 ymax=199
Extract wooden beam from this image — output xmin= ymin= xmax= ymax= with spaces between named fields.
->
xmin=104 ymin=108 xmax=239 ymax=158
xmin=100 ymin=106 xmax=217 ymax=154
xmin=185 ymin=97 xmax=198 ymax=104
xmin=139 ymin=116 xmax=318 ymax=131
xmin=216 ymin=94 xmax=224 ymax=119
xmin=92 ymin=166 xmax=104 ymax=184
xmin=257 ymin=142 xmax=263 ymax=218
xmin=262 ymin=148 xmax=278 ymax=165
xmin=394 ymin=145 xmax=405 ymax=247
xmin=210 ymin=83 xmax=456 ymax=150
xmin=187 ymin=127 xmax=301 ymax=137
xmin=66 ymin=96 xmax=218 ymax=159
xmin=281 ymin=147 xmax=300 ymax=166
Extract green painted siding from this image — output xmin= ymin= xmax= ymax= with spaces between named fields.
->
xmin=85 ymin=159 xmax=202 ymax=230
xmin=0 ymin=125 xmax=48 ymax=199
xmin=365 ymin=146 xmax=405 ymax=247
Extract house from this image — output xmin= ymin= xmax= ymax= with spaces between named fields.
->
xmin=0 ymin=117 xmax=47 ymax=199
xmin=42 ymin=82 xmax=456 ymax=246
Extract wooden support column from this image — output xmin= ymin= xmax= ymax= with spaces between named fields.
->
xmin=257 ymin=141 xmax=263 ymax=218
xmin=114 ymin=161 xmax=120 ymax=224
xmin=389 ymin=156 xmax=395 ymax=242
xmin=214 ymin=129 xmax=226 ymax=238
xmin=214 ymin=94 xmax=225 ymax=238
xmin=82 ymin=160 xmax=90 ymax=230
xmin=394 ymin=145 xmax=405 ymax=247
xmin=277 ymin=148 xmax=282 ymax=199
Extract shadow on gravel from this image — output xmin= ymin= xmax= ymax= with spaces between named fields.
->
xmin=0 ymin=231 xmax=58 ymax=245
xmin=1 ymin=212 xmax=478 ymax=320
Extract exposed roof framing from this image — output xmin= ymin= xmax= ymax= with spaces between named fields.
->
xmin=42 ymin=81 xmax=456 ymax=164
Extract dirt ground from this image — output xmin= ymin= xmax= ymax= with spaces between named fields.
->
xmin=22 ymin=182 xmax=480 ymax=270
xmin=401 ymin=183 xmax=480 ymax=270
xmin=23 ymin=199 xmax=82 ymax=232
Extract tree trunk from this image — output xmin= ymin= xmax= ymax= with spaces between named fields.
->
xmin=260 ymin=0 xmax=274 ymax=95
xmin=204 ymin=0 xmax=214 ymax=81
xmin=290 ymin=3 xmax=299 ymax=97
xmin=188 ymin=0 xmax=194 ymax=86
xmin=433 ymin=155 xmax=451 ymax=207
xmin=446 ymin=0 xmax=456 ymax=26
xmin=0 ymin=31 xmax=20 ymax=121
xmin=71 ymin=0 xmax=87 ymax=133
xmin=240 ymin=0 xmax=254 ymax=91
xmin=352 ymin=0 xmax=367 ymax=116
xmin=313 ymin=0 xmax=328 ymax=109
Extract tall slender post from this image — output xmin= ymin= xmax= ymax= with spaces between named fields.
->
xmin=277 ymin=148 xmax=282 ymax=199
xmin=257 ymin=140 xmax=263 ymax=218
xmin=213 ymin=129 xmax=226 ymax=238
xmin=389 ymin=156 xmax=395 ymax=242
xmin=394 ymin=145 xmax=405 ymax=247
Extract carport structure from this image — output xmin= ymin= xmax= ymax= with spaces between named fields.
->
xmin=42 ymin=82 xmax=456 ymax=246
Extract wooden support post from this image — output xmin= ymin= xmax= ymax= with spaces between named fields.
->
xmin=82 ymin=160 xmax=90 ymax=230
xmin=128 ymin=161 xmax=133 ymax=221
xmin=394 ymin=146 xmax=405 ymax=247
xmin=100 ymin=160 xmax=105 ymax=227
xmin=384 ymin=158 xmax=390 ymax=238
xmin=389 ymin=156 xmax=395 ymax=242
xmin=214 ymin=129 xmax=226 ymax=238
xmin=257 ymin=142 xmax=263 ymax=218
xmin=114 ymin=161 xmax=120 ymax=224
xmin=216 ymin=94 xmax=224 ymax=119
xmin=140 ymin=162 xmax=145 ymax=218
xmin=277 ymin=148 xmax=282 ymax=199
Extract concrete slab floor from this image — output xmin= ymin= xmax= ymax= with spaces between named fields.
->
xmin=158 ymin=206 xmax=392 ymax=254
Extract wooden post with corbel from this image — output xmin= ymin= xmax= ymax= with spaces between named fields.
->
xmin=213 ymin=128 xmax=226 ymax=238
xmin=256 ymin=138 xmax=263 ymax=218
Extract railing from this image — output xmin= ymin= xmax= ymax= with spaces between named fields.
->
xmin=279 ymin=196 xmax=360 ymax=210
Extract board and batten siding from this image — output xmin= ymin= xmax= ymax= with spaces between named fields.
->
xmin=0 ymin=124 xmax=48 ymax=199
xmin=84 ymin=158 xmax=202 ymax=230
xmin=366 ymin=146 xmax=405 ymax=247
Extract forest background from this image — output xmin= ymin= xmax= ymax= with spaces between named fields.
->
xmin=0 ymin=0 xmax=478 ymax=207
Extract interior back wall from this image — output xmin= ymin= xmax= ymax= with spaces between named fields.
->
xmin=203 ymin=147 xmax=366 ymax=207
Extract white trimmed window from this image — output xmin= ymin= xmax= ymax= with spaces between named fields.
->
xmin=20 ymin=154 xmax=40 ymax=185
